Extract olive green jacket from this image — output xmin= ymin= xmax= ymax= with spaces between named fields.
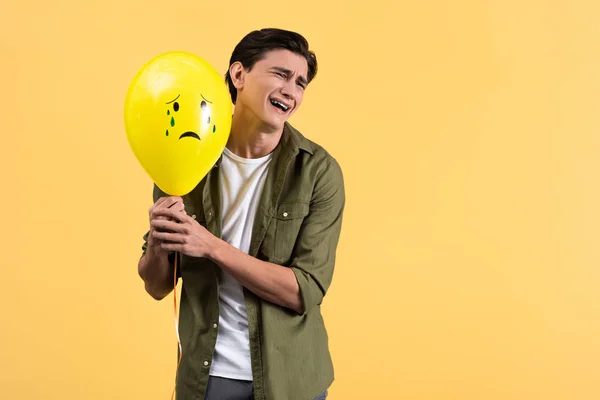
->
xmin=141 ymin=122 xmax=345 ymax=400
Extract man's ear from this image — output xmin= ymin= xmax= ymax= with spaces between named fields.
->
xmin=229 ymin=62 xmax=245 ymax=90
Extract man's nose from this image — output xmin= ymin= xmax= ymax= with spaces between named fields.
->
xmin=280 ymin=80 xmax=297 ymax=100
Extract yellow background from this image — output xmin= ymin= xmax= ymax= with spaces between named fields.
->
xmin=1 ymin=0 xmax=600 ymax=399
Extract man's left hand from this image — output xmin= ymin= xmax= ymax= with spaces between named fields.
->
xmin=150 ymin=208 xmax=219 ymax=258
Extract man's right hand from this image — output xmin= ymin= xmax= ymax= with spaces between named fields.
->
xmin=147 ymin=196 xmax=185 ymax=251
xmin=139 ymin=196 xmax=186 ymax=300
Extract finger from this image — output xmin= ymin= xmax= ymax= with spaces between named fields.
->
xmin=151 ymin=199 xmax=183 ymax=220
xmin=162 ymin=196 xmax=183 ymax=208
xmin=161 ymin=242 xmax=183 ymax=252
xmin=151 ymin=211 xmax=183 ymax=223
xmin=149 ymin=198 xmax=166 ymax=218
xmin=153 ymin=196 xmax=182 ymax=211
xmin=155 ymin=196 xmax=170 ymax=207
xmin=153 ymin=208 xmax=189 ymax=223
xmin=151 ymin=219 xmax=187 ymax=233
xmin=150 ymin=196 xmax=172 ymax=213
xmin=169 ymin=200 xmax=186 ymax=214
xmin=153 ymin=231 xmax=186 ymax=243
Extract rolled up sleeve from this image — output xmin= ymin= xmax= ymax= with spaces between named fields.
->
xmin=290 ymin=157 xmax=345 ymax=315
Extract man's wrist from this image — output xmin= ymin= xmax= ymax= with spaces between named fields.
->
xmin=208 ymin=236 xmax=227 ymax=263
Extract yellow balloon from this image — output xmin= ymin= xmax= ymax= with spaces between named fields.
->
xmin=124 ymin=51 xmax=232 ymax=196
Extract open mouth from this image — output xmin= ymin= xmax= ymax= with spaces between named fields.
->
xmin=270 ymin=98 xmax=290 ymax=113
xmin=179 ymin=131 xmax=200 ymax=140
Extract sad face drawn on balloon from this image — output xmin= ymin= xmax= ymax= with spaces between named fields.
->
xmin=124 ymin=51 xmax=233 ymax=196
xmin=164 ymin=93 xmax=218 ymax=140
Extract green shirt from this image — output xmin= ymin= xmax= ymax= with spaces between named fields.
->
xmin=141 ymin=122 xmax=346 ymax=400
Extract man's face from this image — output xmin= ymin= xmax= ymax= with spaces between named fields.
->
xmin=236 ymin=49 xmax=309 ymax=131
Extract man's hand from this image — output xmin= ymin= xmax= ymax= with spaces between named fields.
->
xmin=151 ymin=207 xmax=219 ymax=258
xmin=138 ymin=196 xmax=185 ymax=301
xmin=152 ymin=203 xmax=302 ymax=313
xmin=147 ymin=196 xmax=184 ymax=250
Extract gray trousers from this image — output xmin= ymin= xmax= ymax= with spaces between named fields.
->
xmin=205 ymin=375 xmax=328 ymax=400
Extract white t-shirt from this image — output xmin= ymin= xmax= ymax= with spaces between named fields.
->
xmin=208 ymin=147 xmax=273 ymax=381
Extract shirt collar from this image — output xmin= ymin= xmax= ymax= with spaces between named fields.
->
xmin=282 ymin=121 xmax=314 ymax=155
xmin=213 ymin=121 xmax=313 ymax=169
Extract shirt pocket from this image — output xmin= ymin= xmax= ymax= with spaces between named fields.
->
xmin=271 ymin=202 xmax=310 ymax=264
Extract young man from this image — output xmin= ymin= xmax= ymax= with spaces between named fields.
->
xmin=138 ymin=28 xmax=345 ymax=400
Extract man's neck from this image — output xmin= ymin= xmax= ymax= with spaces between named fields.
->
xmin=226 ymin=106 xmax=283 ymax=159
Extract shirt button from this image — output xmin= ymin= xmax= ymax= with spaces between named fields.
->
xmin=208 ymin=212 xmax=212 ymax=217
xmin=191 ymin=214 xmax=196 ymax=219
xmin=213 ymin=323 xmax=218 ymax=329
xmin=203 ymin=361 xmax=209 ymax=366
xmin=283 ymin=212 xmax=288 ymax=217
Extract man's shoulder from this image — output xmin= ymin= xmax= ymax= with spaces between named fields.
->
xmin=285 ymin=122 xmax=340 ymax=167
xmin=284 ymin=123 xmax=345 ymax=204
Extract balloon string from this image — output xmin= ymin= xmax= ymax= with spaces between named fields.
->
xmin=171 ymin=252 xmax=182 ymax=400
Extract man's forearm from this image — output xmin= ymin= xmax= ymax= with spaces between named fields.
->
xmin=138 ymin=247 xmax=175 ymax=300
xmin=209 ymin=238 xmax=302 ymax=314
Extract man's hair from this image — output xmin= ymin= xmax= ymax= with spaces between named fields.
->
xmin=225 ymin=28 xmax=318 ymax=104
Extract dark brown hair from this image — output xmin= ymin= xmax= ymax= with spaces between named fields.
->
xmin=225 ymin=28 xmax=318 ymax=103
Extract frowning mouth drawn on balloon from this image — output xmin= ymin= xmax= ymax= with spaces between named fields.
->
xmin=179 ymin=131 xmax=201 ymax=140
